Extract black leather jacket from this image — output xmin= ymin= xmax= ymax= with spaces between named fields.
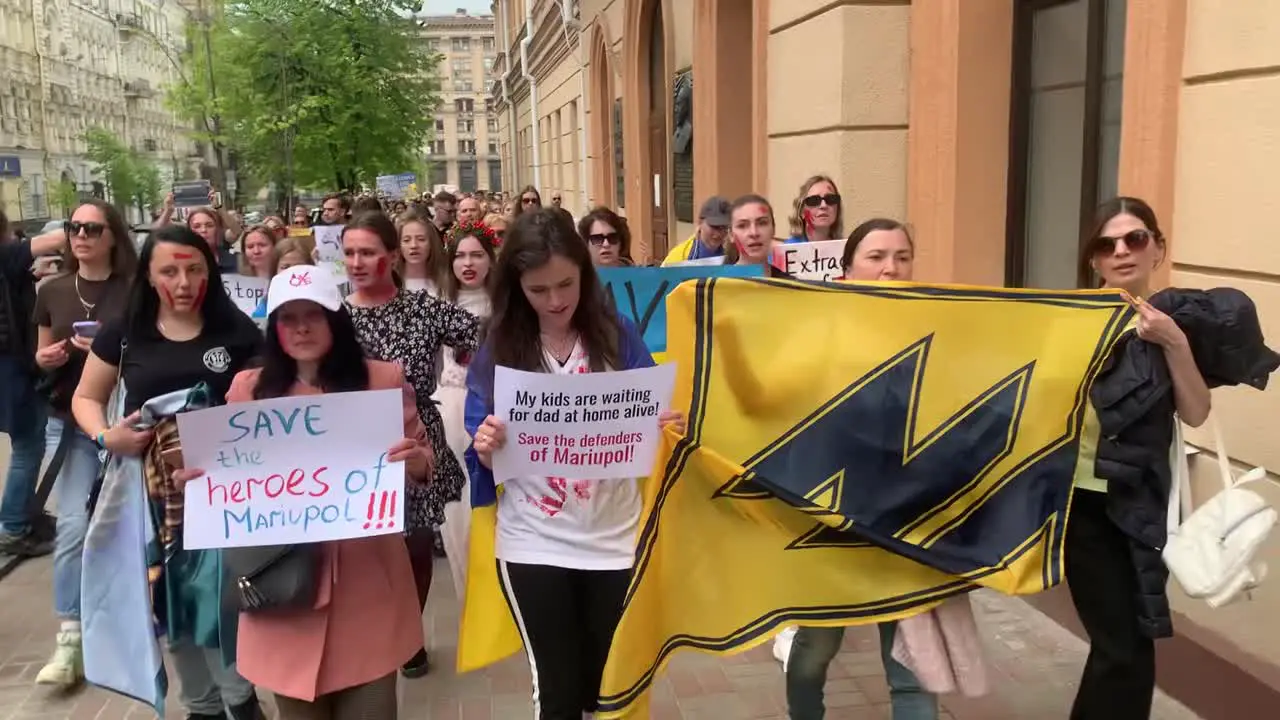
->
xmin=1090 ymin=287 xmax=1279 ymax=638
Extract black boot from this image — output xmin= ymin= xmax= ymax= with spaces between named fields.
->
xmin=226 ymin=699 xmax=266 ymax=720
xmin=401 ymin=647 xmax=430 ymax=678
xmin=185 ymin=714 xmax=224 ymax=720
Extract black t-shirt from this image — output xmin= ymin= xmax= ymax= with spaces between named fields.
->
xmin=0 ymin=241 xmax=35 ymax=357
xmin=92 ymin=314 xmax=262 ymax=415
xmin=34 ymin=273 xmax=130 ymax=411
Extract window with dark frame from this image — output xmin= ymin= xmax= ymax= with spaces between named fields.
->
xmin=1005 ymin=0 xmax=1126 ymax=289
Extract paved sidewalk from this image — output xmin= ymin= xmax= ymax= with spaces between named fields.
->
xmin=0 ymin=550 xmax=1202 ymax=720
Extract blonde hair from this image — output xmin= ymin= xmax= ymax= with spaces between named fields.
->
xmin=236 ymin=224 xmax=279 ymax=277
xmin=788 ymin=174 xmax=843 ymax=239
xmin=275 ymin=234 xmax=315 ymax=269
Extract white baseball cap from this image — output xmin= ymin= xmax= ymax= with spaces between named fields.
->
xmin=266 ymin=265 xmax=344 ymax=316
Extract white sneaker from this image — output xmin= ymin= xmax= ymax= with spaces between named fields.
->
xmin=773 ymin=626 xmax=797 ymax=672
xmin=35 ymin=631 xmax=84 ymax=687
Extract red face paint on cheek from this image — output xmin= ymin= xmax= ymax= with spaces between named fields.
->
xmin=375 ymin=257 xmax=388 ymax=278
xmin=193 ymin=279 xmax=208 ymax=308
xmin=160 ymin=287 xmax=175 ymax=308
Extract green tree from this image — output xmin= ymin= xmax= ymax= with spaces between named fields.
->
xmin=168 ymin=0 xmax=441 ymax=197
xmin=82 ymin=127 xmax=164 ymax=218
xmin=49 ymin=180 xmax=79 ymax=217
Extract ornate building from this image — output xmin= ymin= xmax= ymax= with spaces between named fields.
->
xmin=0 ymin=0 xmax=199 ymax=224
xmin=419 ymin=8 xmax=500 ymax=194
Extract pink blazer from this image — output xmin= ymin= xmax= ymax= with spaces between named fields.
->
xmin=229 ymin=360 xmax=428 ymax=701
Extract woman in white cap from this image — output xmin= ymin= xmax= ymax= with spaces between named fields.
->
xmin=174 ymin=265 xmax=435 ymax=719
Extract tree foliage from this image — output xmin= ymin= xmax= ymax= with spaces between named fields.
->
xmin=167 ymin=0 xmax=441 ymax=194
xmin=82 ymin=127 xmax=163 ymax=216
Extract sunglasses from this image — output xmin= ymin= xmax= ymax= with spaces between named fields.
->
xmin=1091 ymin=228 xmax=1154 ymax=256
xmin=521 ymin=197 xmax=539 ymax=205
xmin=65 ymin=221 xmax=106 ymax=238
xmin=802 ymin=193 xmax=841 ymax=209
xmin=588 ymin=232 xmax=620 ymax=246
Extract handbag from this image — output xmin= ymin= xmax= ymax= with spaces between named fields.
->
xmin=1163 ymin=415 xmax=1277 ymax=608
xmin=222 ymin=543 xmax=321 ymax=613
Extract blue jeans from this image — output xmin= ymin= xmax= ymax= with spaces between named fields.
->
xmin=46 ymin=417 xmax=102 ymax=619
xmin=786 ymin=623 xmax=938 ymax=720
xmin=0 ymin=403 xmax=47 ymax=535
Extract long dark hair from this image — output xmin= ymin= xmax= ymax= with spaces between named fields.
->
xmin=65 ymin=199 xmax=139 ymax=278
xmin=1079 ymin=196 xmax=1166 ymax=283
xmin=252 ymin=307 xmax=370 ymax=399
xmin=485 ymin=208 xmax=620 ymax=373
xmin=443 ymin=221 xmax=499 ymax=302
xmin=124 ymin=224 xmax=242 ymax=339
xmin=577 ymin=206 xmax=633 ymax=265
xmin=513 ymin=185 xmax=542 ymax=217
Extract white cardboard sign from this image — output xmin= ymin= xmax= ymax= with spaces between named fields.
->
xmin=770 ymin=239 xmax=844 ymax=280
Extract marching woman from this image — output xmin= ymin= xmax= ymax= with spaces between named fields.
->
xmin=341 ymin=210 xmax=481 ymax=678
xmin=31 ymin=200 xmax=137 ymax=687
xmin=783 ymin=219 xmax=938 ymax=720
xmin=236 ymin=225 xmax=279 ymax=279
xmin=396 ymin=210 xmax=449 ymax=296
xmin=276 ymin=235 xmax=316 ymax=274
xmin=465 ymin=208 xmax=685 ymax=720
xmin=724 ymin=194 xmax=790 ymax=278
xmin=71 ymin=224 xmax=264 ymax=719
xmin=435 ymin=221 xmax=498 ymax=600
xmin=577 ymin=207 xmax=634 ymax=267
xmin=174 ymin=265 xmax=434 ymax=719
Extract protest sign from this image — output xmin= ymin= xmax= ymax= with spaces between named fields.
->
xmin=491 ymin=364 xmax=677 ymax=482
xmin=667 ymin=256 xmax=727 ymax=268
xmin=313 ymin=224 xmax=346 ymax=279
xmin=770 ymin=239 xmax=844 ymax=280
xmin=178 ymin=389 xmax=406 ymax=549
xmin=376 ymin=172 xmax=417 ymax=199
xmin=222 ymin=274 xmax=268 ymax=320
xmin=597 ymin=264 xmax=764 ymax=354
xmin=172 ymin=180 xmax=212 ymax=208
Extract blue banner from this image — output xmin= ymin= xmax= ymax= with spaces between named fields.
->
xmin=597 ymin=264 xmax=764 ymax=354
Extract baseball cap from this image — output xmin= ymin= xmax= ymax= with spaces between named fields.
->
xmin=699 ymin=196 xmax=731 ymax=226
xmin=266 ymin=265 xmax=343 ymax=316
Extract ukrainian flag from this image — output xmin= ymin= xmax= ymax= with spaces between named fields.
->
xmin=596 ymin=278 xmax=1133 ymax=716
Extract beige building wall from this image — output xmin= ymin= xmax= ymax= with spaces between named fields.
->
xmin=1165 ymin=0 xmax=1280 ymax=674
xmin=766 ymin=1 xmax=910 ymax=230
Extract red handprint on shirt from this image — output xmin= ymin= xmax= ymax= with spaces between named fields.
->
xmin=526 ymin=476 xmax=594 ymax=517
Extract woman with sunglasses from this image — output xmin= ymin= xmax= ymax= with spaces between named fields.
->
xmin=72 ymin=225 xmax=265 ymax=720
xmin=788 ymin=174 xmax=843 ymax=244
xmin=1066 ymin=197 xmax=1211 ymax=720
xmin=514 ymin=186 xmax=542 ymax=217
xmin=577 ymin=207 xmax=633 ymax=267
xmin=482 ymin=212 xmax=508 ymax=246
xmin=29 ymin=201 xmax=138 ymax=688
xmin=174 ymin=265 xmax=433 ymax=720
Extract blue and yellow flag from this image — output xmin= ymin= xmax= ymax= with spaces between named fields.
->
xmin=595 ymin=278 xmax=1134 ymax=716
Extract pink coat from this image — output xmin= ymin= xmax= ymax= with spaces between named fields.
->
xmin=228 ymin=360 xmax=427 ymax=701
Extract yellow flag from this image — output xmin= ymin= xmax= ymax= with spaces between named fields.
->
xmin=596 ymin=278 xmax=1133 ymax=716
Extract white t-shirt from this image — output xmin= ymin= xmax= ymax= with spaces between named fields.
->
xmin=404 ymin=277 xmax=438 ymax=296
xmin=494 ymin=342 xmax=642 ymax=570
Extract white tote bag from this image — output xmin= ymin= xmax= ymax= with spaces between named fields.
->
xmin=1163 ymin=416 xmax=1276 ymax=608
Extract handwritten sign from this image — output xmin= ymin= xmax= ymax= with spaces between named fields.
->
xmin=313 ymin=225 xmax=346 ymax=279
xmin=222 ymin=274 xmax=268 ymax=320
xmin=178 ymin=390 xmax=405 ymax=549
xmin=597 ymin=265 xmax=764 ymax=354
xmin=770 ymin=239 xmax=844 ymax=280
xmin=491 ymin=364 xmax=677 ymax=482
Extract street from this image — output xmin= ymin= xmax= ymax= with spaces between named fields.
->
xmin=0 ymin=439 xmax=1202 ymax=719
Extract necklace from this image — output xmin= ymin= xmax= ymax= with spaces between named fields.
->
xmin=74 ymin=274 xmax=97 ymax=319
xmin=542 ymin=331 xmax=578 ymax=363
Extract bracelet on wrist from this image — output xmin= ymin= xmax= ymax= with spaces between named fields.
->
xmin=95 ymin=431 xmax=107 ymax=450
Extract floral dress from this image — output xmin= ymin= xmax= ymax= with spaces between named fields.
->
xmin=347 ymin=289 xmax=480 ymax=529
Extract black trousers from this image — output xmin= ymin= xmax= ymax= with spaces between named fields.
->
xmin=496 ymin=560 xmax=631 ymax=720
xmin=1065 ymin=490 xmax=1156 ymax=719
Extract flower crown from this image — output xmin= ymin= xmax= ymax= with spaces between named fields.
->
xmin=446 ymin=220 xmax=501 ymax=249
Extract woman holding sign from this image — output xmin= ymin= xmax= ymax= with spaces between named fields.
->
xmin=174 ymin=264 xmax=435 ymax=720
xmin=72 ymin=225 xmax=264 ymax=720
xmin=342 ymin=210 xmax=481 ymax=678
xmin=466 ymin=208 xmax=685 ymax=720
